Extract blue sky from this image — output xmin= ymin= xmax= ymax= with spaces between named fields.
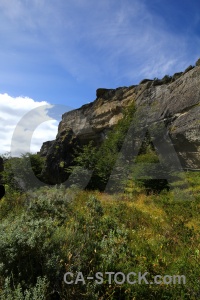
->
xmin=0 ymin=0 xmax=200 ymax=154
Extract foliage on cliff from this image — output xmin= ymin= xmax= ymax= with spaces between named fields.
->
xmin=67 ymin=102 xmax=136 ymax=190
xmin=68 ymin=101 xmax=171 ymax=193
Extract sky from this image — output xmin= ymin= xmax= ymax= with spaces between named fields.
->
xmin=0 ymin=0 xmax=200 ymax=155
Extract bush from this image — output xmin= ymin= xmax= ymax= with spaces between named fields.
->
xmin=0 ymin=186 xmax=73 ymax=295
xmin=1 ymin=153 xmax=45 ymax=192
xmin=184 ymin=65 xmax=194 ymax=73
xmin=195 ymin=58 xmax=200 ymax=66
xmin=0 ymin=276 xmax=49 ymax=300
xmin=161 ymin=75 xmax=172 ymax=84
xmin=139 ymin=79 xmax=153 ymax=85
xmin=172 ymin=72 xmax=183 ymax=81
xmin=70 ymin=102 xmax=137 ymax=191
xmin=0 ymin=182 xmax=200 ymax=298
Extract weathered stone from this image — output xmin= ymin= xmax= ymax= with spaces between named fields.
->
xmin=96 ymin=88 xmax=114 ymax=98
xmin=38 ymin=140 xmax=54 ymax=157
xmin=41 ymin=129 xmax=80 ymax=184
xmin=40 ymin=65 xmax=200 ymax=183
xmin=57 ymin=87 xmax=132 ymax=145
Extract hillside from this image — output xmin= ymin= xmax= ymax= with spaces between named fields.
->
xmin=0 ymin=60 xmax=200 ymax=300
xmin=39 ymin=62 xmax=200 ymax=186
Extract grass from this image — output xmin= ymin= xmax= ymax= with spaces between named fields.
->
xmin=0 ymin=172 xmax=200 ymax=299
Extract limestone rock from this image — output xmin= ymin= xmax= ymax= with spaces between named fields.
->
xmin=41 ymin=129 xmax=79 ymax=184
xmin=38 ymin=141 xmax=54 ymax=157
xmin=96 ymin=88 xmax=114 ymax=98
xmin=40 ymin=65 xmax=200 ymax=183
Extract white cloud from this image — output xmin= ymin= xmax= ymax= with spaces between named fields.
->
xmin=38 ymin=0 xmax=199 ymax=84
xmin=0 ymin=1 xmax=193 ymax=78
xmin=0 ymin=94 xmax=59 ymax=156
xmin=0 ymin=0 xmax=200 ymax=103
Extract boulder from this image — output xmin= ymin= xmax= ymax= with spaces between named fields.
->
xmin=96 ymin=88 xmax=114 ymax=98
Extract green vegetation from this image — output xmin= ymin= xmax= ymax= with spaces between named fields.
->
xmin=184 ymin=65 xmax=194 ymax=74
xmin=195 ymin=57 xmax=200 ymax=67
xmin=0 ymin=179 xmax=200 ymax=299
xmin=0 ymin=138 xmax=200 ymax=299
xmin=0 ymin=99 xmax=200 ymax=299
xmin=68 ymin=102 xmax=137 ymax=191
xmin=69 ymin=102 xmax=174 ymax=195
xmin=1 ymin=153 xmax=45 ymax=192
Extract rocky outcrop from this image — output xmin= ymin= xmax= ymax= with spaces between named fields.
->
xmin=96 ymin=88 xmax=114 ymax=98
xmin=41 ymin=129 xmax=79 ymax=184
xmin=40 ymin=63 xmax=200 ymax=184
xmin=38 ymin=141 xmax=54 ymax=157
xmin=56 ymin=86 xmax=131 ymax=144
xmin=135 ymin=66 xmax=200 ymax=170
xmin=40 ymin=86 xmax=134 ymax=183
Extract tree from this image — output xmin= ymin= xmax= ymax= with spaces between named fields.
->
xmin=195 ymin=58 xmax=200 ymax=66
xmin=2 ymin=153 xmax=45 ymax=192
xmin=70 ymin=102 xmax=136 ymax=190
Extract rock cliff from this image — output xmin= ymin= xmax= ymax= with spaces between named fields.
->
xmin=40 ymin=63 xmax=200 ymax=184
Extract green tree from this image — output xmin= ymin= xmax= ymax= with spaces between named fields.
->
xmin=2 ymin=153 xmax=45 ymax=192
xmin=195 ymin=57 xmax=200 ymax=66
xmin=71 ymin=102 xmax=136 ymax=190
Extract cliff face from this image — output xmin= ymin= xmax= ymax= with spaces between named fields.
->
xmin=40 ymin=65 xmax=200 ymax=184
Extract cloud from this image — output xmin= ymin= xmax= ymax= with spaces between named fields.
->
xmin=0 ymin=94 xmax=59 ymax=156
xmin=0 ymin=0 xmax=199 ymax=157
xmin=39 ymin=0 xmax=200 ymax=84
xmin=0 ymin=0 xmax=200 ymax=104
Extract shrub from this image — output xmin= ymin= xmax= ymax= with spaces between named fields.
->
xmin=161 ymin=75 xmax=172 ymax=84
xmin=0 ymin=186 xmax=72 ymax=295
xmin=172 ymin=72 xmax=183 ymax=81
xmin=1 ymin=153 xmax=45 ymax=192
xmin=195 ymin=57 xmax=200 ymax=66
xmin=152 ymin=78 xmax=162 ymax=86
xmin=184 ymin=65 xmax=194 ymax=73
xmin=0 ymin=184 xmax=200 ymax=298
xmin=0 ymin=276 xmax=49 ymax=300
xmin=70 ymin=102 xmax=137 ymax=191
xmin=139 ymin=79 xmax=153 ymax=84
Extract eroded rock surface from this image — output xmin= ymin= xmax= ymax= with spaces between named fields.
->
xmin=40 ymin=65 xmax=200 ymax=184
